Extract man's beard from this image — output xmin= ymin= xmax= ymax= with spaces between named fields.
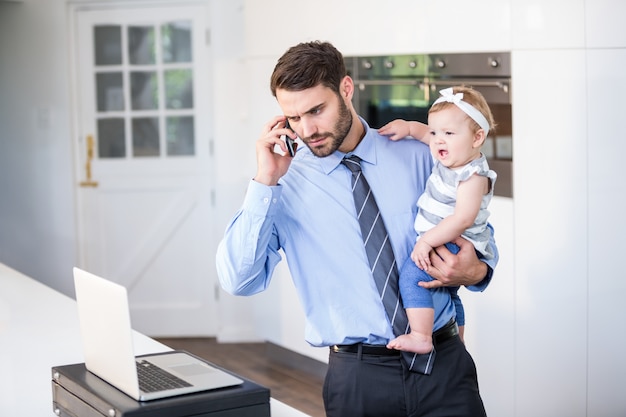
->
xmin=302 ymin=97 xmax=353 ymax=158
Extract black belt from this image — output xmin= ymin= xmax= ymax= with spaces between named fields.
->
xmin=331 ymin=343 xmax=400 ymax=356
xmin=331 ymin=318 xmax=459 ymax=356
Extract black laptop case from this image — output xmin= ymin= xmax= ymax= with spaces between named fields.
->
xmin=51 ymin=354 xmax=270 ymax=417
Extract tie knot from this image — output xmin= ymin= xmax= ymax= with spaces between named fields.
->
xmin=341 ymin=155 xmax=362 ymax=174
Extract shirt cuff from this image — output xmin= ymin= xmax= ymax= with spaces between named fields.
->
xmin=467 ymin=264 xmax=493 ymax=292
xmin=243 ymin=179 xmax=282 ymax=217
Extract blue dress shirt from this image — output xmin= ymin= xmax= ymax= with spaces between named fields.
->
xmin=216 ymin=119 xmax=498 ymax=347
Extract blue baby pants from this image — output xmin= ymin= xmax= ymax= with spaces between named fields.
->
xmin=398 ymin=242 xmax=465 ymax=326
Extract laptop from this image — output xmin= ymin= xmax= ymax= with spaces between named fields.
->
xmin=72 ymin=267 xmax=243 ymax=401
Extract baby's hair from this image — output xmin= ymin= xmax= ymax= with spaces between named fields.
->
xmin=429 ymin=86 xmax=496 ymax=135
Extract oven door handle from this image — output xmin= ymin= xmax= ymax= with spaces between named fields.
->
xmin=432 ymin=79 xmax=509 ymax=93
xmin=353 ymin=78 xmax=509 ymax=93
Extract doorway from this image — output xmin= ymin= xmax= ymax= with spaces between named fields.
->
xmin=70 ymin=2 xmax=217 ymax=336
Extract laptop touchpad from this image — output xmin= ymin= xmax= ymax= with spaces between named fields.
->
xmin=171 ymin=363 xmax=215 ymax=377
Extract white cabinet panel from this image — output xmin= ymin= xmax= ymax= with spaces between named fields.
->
xmin=586 ymin=0 xmax=626 ymax=48
xmin=410 ymin=0 xmax=511 ymax=53
xmin=364 ymin=0 xmax=511 ymax=54
xmin=512 ymin=50 xmax=588 ymax=417
xmin=511 ymin=0 xmax=585 ymax=49
xmin=244 ymin=0 xmax=511 ymax=57
xmin=244 ymin=0 xmax=358 ymax=57
xmin=586 ymin=49 xmax=626 ymax=417
xmin=463 ymin=196 xmax=515 ymax=417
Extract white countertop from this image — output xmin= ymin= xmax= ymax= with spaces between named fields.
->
xmin=0 ymin=263 xmax=308 ymax=416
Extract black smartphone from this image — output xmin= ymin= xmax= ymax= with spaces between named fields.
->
xmin=284 ymin=120 xmax=296 ymax=157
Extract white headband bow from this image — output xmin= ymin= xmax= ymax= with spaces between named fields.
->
xmin=432 ymin=88 xmax=490 ymax=136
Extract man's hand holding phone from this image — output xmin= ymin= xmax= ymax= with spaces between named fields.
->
xmin=254 ymin=116 xmax=297 ymax=186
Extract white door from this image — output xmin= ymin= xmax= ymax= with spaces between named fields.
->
xmin=71 ymin=3 xmax=217 ymax=336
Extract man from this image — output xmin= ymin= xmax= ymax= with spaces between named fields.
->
xmin=216 ymin=41 xmax=497 ymax=417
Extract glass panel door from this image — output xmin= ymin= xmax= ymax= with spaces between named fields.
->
xmin=73 ymin=4 xmax=215 ymax=337
xmin=93 ymin=19 xmax=196 ymax=159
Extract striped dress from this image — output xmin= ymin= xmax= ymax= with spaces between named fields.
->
xmin=413 ymin=153 xmax=497 ymax=260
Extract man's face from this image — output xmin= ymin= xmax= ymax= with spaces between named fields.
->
xmin=276 ymin=84 xmax=353 ymax=157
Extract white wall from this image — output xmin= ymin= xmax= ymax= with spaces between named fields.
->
xmin=1 ymin=0 xmax=625 ymax=416
xmin=0 ymin=0 xmax=77 ymax=296
xmin=586 ymin=47 xmax=626 ymax=416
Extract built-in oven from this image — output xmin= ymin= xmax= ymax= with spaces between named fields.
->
xmin=345 ymin=52 xmax=512 ymax=198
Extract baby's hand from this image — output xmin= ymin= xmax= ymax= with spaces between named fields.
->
xmin=378 ymin=119 xmax=410 ymax=141
xmin=411 ymin=240 xmax=433 ymax=271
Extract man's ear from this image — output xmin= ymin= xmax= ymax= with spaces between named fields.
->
xmin=341 ymin=75 xmax=354 ymax=100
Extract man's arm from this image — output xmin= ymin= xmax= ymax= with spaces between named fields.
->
xmin=215 ymin=181 xmax=283 ymax=295
xmin=216 ymin=115 xmax=295 ymax=295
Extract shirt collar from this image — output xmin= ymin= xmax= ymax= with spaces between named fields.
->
xmin=319 ymin=117 xmax=378 ymax=175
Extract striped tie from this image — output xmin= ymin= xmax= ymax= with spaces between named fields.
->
xmin=342 ymin=155 xmax=435 ymax=374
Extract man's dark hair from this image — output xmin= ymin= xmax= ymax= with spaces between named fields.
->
xmin=270 ymin=41 xmax=346 ymax=97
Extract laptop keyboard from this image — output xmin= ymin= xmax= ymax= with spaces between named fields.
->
xmin=136 ymin=359 xmax=193 ymax=393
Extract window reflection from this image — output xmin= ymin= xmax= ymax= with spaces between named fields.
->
xmin=96 ymin=73 xmax=124 ymax=112
xmin=162 ymin=21 xmax=192 ymax=63
xmin=167 ymin=116 xmax=194 ymax=156
xmin=132 ymin=117 xmax=160 ymax=157
xmin=97 ymin=118 xmax=126 ymax=158
xmin=165 ymin=69 xmax=193 ymax=109
xmin=128 ymin=25 xmax=155 ymax=65
xmin=130 ymin=72 xmax=159 ymax=110
xmin=94 ymin=25 xmax=122 ymax=66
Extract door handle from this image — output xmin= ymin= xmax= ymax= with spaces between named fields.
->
xmin=79 ymin=134 xmax=98 ymax=187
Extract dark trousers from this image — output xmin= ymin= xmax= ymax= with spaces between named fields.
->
xmin=323 ymin=335 xmax=486 ymax=417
